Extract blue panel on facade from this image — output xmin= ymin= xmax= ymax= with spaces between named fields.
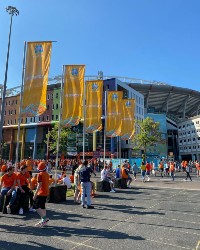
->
xmin=25 ymin=128 xmax=35 ymax=142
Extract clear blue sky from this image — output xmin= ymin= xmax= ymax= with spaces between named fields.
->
xmin=0 ymin=0 xmax=200 ymax=91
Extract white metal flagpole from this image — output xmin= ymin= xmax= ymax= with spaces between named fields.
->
xmin=55 ymin=65 xmax=65 ymax=182
xmin=15 ymin=41 xmax=27 ymax=172
xmin=82 ymin=80 xmax=86 ymax=162
xmin=103 ymin=90 xmax=107 ymax=167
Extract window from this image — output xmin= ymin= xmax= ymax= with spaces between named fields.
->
xmin=26 ymin=118 xmax=27 ymax=123
xmin=14 ymin=110 xmax=16 ymax=115
xmin=7 ymin=120 xmax=9 ymax=125
xmin=39 ymin=117 xmax=41 ymax=122
xmin=4 ymin=111 xmax=6 ymax=115
xmin=30 ymin=118 xmax=32 ymax=122
xmin=15 ymin=100 xmax=17 ymax=104
xmin=10 ymin=120 xmax=12 ymax=125
xmin=179 ymin=126 xmax=181 ymax=129
xmin=51 ymin=93 xmax=53 ymax=99
xmin=56 ymin=92 xmax=58 ymax=98
xmin=47 ymin=105 xmax=49 ymax=110
xmin=52 ymin=104 xmax=54 ymax=110
xmin=10 ymin=110 xmax=13 ymax=115
xmin=52 ymin=115 xmax=54 ymax=120
xmin=46 ymin=115 xmax=49 ymax=121
xmin=47 ymin=94 xmax=50 ymax=100
xmin=56 ymin=115 xmax=58 ymax=121
xmin=42 ymin=116 xmax=44 ymax=121
xmin=8 ymin=101 xmax=10 ymax=105
xmin=14 ymin=119 xmax=16 ymax=124
xmin=56 ymin=103 xmax=58 ymax=109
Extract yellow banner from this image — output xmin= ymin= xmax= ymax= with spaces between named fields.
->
xmin=106 ymin=91 xmax=123 ymax=137
xmin=121 ymin=99 xmax=135 ymax=140
xmin=22 ymin=42 xmax=52 ymax=116
xmin=62 ymin=65 xmax=85 ymax=127
xmin=85 ymin=80 xmax=103 ymax=133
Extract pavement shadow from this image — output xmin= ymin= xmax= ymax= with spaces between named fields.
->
xmin=0 ymin=223 xmax=145 ymax=242
xmin=0 ymin=240 xmax=58 ymax=250
xmin=94 ymin=203 xmax=165 ymax=216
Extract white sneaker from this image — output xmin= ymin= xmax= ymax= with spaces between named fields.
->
xmin=29 ymin=207 xmax=36 ymax=212
xmin=110 ymin=189 xmax=116 ymax=193
xmin=19 ymin=208 xmax=23 ymax=215
xmin=127 ymin=185 xmax=131 ymax=188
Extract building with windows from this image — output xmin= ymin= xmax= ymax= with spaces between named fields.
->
xmin=0 ymin=77 xmax=144 ymax=161
xmin=178 ymin=115 xmax=200 ymax=161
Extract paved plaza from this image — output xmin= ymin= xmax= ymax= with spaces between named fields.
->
xmin=0 ymin=173 xmax=200 ymax=250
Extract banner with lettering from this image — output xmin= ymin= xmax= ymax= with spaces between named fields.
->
xmin=22 ymin=41 xmax=52 ymax=116
xmin=85 ymin=80 xmax=103 ymax=133
xmin=62 ymin=65 xmax=85 ymax=127
xmin=121 ymin=99 xmax=135 ymax=140
xmin=106 ymin=91 xmax=123 ymax=137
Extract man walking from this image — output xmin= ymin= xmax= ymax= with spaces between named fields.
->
xmin=79 ymin=160 xmax=95 ymax=209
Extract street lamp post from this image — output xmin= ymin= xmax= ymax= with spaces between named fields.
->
xmin=0 ymin=6 xmax=19 ymax=160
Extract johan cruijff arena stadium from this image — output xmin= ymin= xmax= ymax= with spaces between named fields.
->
xmin=0 ymin=74 xmax=200 ymax=161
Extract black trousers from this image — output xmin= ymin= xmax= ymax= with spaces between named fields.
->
xmin=18 ymin=185 xmax=34 ymax=208
xmin=186 ymin=172 xmax=192 ymax=180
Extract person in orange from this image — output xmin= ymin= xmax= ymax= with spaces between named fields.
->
xmin=169 ymin=161 xmax=175 ymax=181
xmin=0 ymin=166 xmax=17 ymax=214
xmin=195 ymin=161 xmax=200 ymax=177
xmin=30 ymin=174 xmax=38 ymax=190
xmin=17 ymin=165 xmax=34 ymax=215
xmin=33 ymin=162 xmax=50 ymax=228
xmin=145 ymin=162 xmax=151 ymax=181
xmin=159 ymin=161 xmax=164 ymax=178
xmin=121 ymin=162 xmax=132 ymax=187
xmin=26 ymin=157 xmax=33 ymax=175
xmin=49 ymin=175 xmax=55 ymax=186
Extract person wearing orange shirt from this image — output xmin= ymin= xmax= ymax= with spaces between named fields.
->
xmin=30 ymin=174 xmax=38 ymax=190
xmin=0 ymin=166 xmax=17 ymax=214
xmin=49 ymin=175 xmax=55 ymax=186
xmin=26 ymin=157 xmax=33 ymax=175
xmin=169 ymin=162 xmax=175 ymax=181
xmin=33 ymin=162 xmax=50 ymax=228
xmin=17 ymin=165 xmax=34 ymax=215
xmin=145 ymin=162 xmax=151 ymax=182
xmin=159 ymin=161 xmax=164 ymax=178
xmin=121 ymin=162 xmax=132 ymax=187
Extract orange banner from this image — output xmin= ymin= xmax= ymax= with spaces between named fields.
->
xmin=62 ymin=65 xmax=85 ymax=127
xmin=106 ymin=91 xmax=123 ymax=137
xmin=22 ymin=42 xmax=52 ymax=116
xmin=85 ymin=80 xmax=103 ymax=133
xmin=121 ymin=99 xmax=135 ymax=140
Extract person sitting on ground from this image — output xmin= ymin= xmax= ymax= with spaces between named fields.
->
xmin=121 ymin=163 xmax=132 ymax=188
xmin=101 ymin=165 xmax=116 ymax=193
xmin=17 ymin=165 xmax=35 ymax=215
xmin=59 ymin=174 xmax=72 ymax=189
xmin=0 ymin=166 xmax=17 ymax=214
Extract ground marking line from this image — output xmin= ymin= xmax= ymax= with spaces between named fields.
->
xmin=52 ymin=236 xmax=101 ymax=250
xmin=145 ymin=237 xmax=193 ymax=250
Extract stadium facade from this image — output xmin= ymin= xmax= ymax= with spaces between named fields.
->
xmin=1 ymin=75 xmax=200 ymax=161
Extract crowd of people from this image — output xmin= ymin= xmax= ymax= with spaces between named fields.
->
xmin=0 ymin=157 xmax=199 ymax=228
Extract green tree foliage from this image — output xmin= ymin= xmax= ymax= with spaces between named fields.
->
xmin=45 ymin=123 xmax=74 ymax=155
xmin=132 ymin=117 xmax=163 ymax=162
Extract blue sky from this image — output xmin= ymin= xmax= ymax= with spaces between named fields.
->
xmin=0 ymin=0 xmax=200 ymax=91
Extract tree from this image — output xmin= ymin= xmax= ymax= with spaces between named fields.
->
xmin=45 ymin=123 xmax=74 ymax=156
xmin=132 ymin=117 xmax=163 ymax=163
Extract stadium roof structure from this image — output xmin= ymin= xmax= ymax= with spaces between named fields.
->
xmin=2 ymin=75 xmax=200 ymax=120
xmin=126 ymin=82 xmax=200 ymax=120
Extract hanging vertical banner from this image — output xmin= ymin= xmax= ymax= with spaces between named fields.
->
xmin=62 ymin=65 xmax=85 ymax=127
xmin=22 ymin=41 xmax=52 ymax=117
xmin=121 ymin=99 xmax=135 ymax=140
xmin=106 ymin=91 xmax=123 ymax=137
xmin=85 ymin=80 xmax=103 ymax=133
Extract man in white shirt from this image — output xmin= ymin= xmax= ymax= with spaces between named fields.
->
xmin=101 ymin=165 xmax=115 ymax=193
